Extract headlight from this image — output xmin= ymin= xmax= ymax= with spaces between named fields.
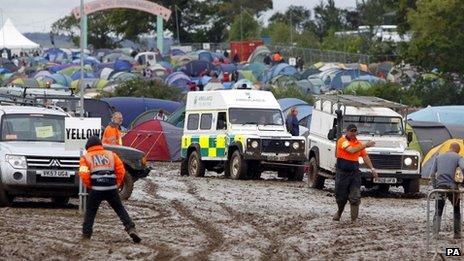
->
xmin=358 ymin=157 xmax=364 ymax=164
xmin=251 ymin=140 xmax=259 ymax=148
xmin=292 ymin=142 xmax=300 ymax=150
xmin=404 ymin=157 xmax=412 ymax=166
xmin=285 ymin=141 xmax=290 ymax=147
xmin=6 ymin=155 xmax=27 ymax=169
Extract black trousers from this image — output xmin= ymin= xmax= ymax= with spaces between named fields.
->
xmin=433 ymin=192 xmax=461 ymax=235
xmin=83 ymin=189 xmax=135 ymax=236
xmin=335 ymin=171 xmax=361 ymax=209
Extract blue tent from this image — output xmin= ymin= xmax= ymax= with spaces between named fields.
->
xmin=329 ymin=69 xmax=371 ymax=90
xmin=262 ymin=63 xmax=298 ymax=83
xmin=71 ymin=71 xmax=96 ymax=81
xmin=357 ymin=75 xmax=385 ymax=84
xmin=49 ymin=64 xmax=73 ymax=73
xmin=113 ymin=59 xmax=132 ymax=72
xmin=102 ymin=97 xmax=182 ymax=128
xmin=165 ymin=72 xmax=191 ymax=91
xmin=220 ymin=64 xmax=237 ymax=73
xmin=44 ymin=73 xmax=73 ymax=87
xmin=43 ymin=48 xmax=68 ymax=62
xmin=181 ymin=60 xmax=216 ymax=77
xmin=198 ymin=50 xmax=213 ymax=62
xmin=243 ymin=62 xmax=268 ymax=80
xmin=72 ymin=57 xmax=101 ymax=67
xmin=278 ymin=98 xmax=313 ymax=129
xmin=0 ymin=68 xmax=11 ymax=74
xmin=170 ymin=49 xmax=186 ymax=56
xmin=408 ymin=106 xmax=464 ymax=125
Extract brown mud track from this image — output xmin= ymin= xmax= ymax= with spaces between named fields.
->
xmin=0 ymin=162 xmax=458 ymax=260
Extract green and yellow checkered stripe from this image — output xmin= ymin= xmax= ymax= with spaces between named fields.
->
xmin=181 ymin=134 xmax=228 ymax=158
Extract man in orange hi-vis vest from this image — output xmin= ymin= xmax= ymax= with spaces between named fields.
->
xmin=79 ymin=136 xmax=141 ymax=243
xmin=102 ymin=112 xmax=123 ymax=145
xmin=333 ymin=124 xmax=378 ymax=222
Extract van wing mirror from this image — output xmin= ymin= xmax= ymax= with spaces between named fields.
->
xmin=327 ymin=128 xmax=336 ymax=141
xmin=407 ymin=132 xmax=413 ymax=144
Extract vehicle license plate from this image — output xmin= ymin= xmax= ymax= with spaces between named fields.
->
xmin=373 ymin=177 xmax=397 ymax=184
xmin=39 ymin=170 xmax=72 ymax=178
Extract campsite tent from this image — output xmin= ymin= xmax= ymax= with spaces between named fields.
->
xmin=0 ymin=18 xmax=39 ymax=49
xmin=165 ymin=71 xmax=190 ymax=91
xmin=420 ymin=139 xmax=464 ymax=178
xmin=406 ymin=120 xmax=464 ymax=157
xmin=278 ymin=98 xmax=313 ymax=129
xmin=130 ymin=109 xmax=172 ymax=129
xmin=102 ymin=97 xmax=181 ymax=128
xmin=262 ymin=63 xmax=298 ymax=83
xmin=181 ymin=60 xmax=216 ymax=77
xmin=122 ymin=119 xmax=182 ymax=161
xmin=247 ymin=45 xmax=271 ymax=64
xmin=408 ymin=106 xmax=464 ymax=125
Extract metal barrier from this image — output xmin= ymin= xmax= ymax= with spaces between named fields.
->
xmin=426 ymin=188 xmax=464 ymax=260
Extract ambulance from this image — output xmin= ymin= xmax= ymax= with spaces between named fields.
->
xmin=181 ymin=90 xmax=306 ymax=180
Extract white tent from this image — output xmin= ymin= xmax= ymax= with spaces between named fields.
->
xmin=0 ymin=18 xmax=40 ymax=49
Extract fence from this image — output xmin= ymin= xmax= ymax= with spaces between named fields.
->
xmin=426 ymin=188 xmax=464 ymax=260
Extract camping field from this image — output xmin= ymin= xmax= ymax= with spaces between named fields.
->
xmin=0 ymin=162 xmax=460 ymax=260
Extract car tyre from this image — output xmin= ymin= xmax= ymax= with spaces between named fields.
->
xmin=188 ymin=150 xmax=205 ymax=177
xmin=403 ymin=179 xmax=420 ymax=194
xmin=119 ymin=173 xmax=134 ymax=200
xmin=288 ymin=162 xmax=305 ymax=181
xmin=307 ymin=157 xmax=325 ymax=189
xmin=0 ymin=184 xmax=12 ymax=207
xmin=52 ymin=196 xmax=69 ymax=207
xmin=229 ymin=150 xmax=247 ymax=180
xmin=180 ymin=158 xmax=189 ymax=176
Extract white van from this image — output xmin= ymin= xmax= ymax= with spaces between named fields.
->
xmin=307 ymin=95 xmax=421 ymax=193
xmin=181 ymin=90 xmax=306 ymax=180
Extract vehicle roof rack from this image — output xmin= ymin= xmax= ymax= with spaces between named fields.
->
xmin=315 ymin=94 xmax=407 ymax=109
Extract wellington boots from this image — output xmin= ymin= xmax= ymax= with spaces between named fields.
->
xmin=333 ymin=203 xmax=346 ymax=221
xmin=350 ymin=204 xmax=359 ymax=222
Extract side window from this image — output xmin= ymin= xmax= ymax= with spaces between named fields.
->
xmin=216 ymin=112 xmax=227 ymax=130
xmin=187 ymin=114 xmax=199 ymax=130
xmin=200 ymin=113 xmax=212 ymax=130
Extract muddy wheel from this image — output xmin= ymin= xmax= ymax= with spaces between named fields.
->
xmin=229 ymin=150 xmax=247 ymax=180
xmin=180 ymin=158 xmax=189 ymax=176
xmin=307 ymin=157 xmax=325 ymax=189
xmin=52 ymin=196 xmax=69 ymax=207
xmin=119 ymin=173 xmax=134 ymax=200
xmin=403 ymin=179 xmax=420 ymax=194
xmin=0 ymin=184 xmax=12 ymax=207
xmin=188 ymin=150 xmax=205 ymax=177
xmin=378 ymin=184 xmax=390 ymax=193
xmin=288 ymin=162 xmax=305 ymax=181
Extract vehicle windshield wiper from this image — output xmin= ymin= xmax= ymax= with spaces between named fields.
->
xmin=357 ymin=130 xmax=375 ymax=135
xmin=241 ymin=122 xmax=257 ymax=126
xmin=262 ymin=123 xmax=281 ymax=126
xmin=381 ymin=130 xmax=401 ymax=135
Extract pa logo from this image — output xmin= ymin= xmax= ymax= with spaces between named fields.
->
xmin=446 ymin=248 xmax=462 ymax=256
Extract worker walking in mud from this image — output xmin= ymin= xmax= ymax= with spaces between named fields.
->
xmin=333 ymin=124 xmax=377 ymax=222
xmin=79 ymin=136 xmax=141 ymax=243
xmin=430 ymin=142 xmax=464 ymax=239
xmin=102 ymin=112 xmax=123 ymax=145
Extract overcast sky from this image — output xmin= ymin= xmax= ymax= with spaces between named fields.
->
xmin=1 ymin=0 xmax=357 ymax=33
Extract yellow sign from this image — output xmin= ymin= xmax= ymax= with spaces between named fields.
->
xmin=35 ymin=126 xmax=54 ymax=138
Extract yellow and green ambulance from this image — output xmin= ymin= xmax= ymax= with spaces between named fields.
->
xmin=180 ymin=90 xmax=306 ymax=180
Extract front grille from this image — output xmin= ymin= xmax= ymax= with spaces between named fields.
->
xmin=261 ymin=139 xmax=292 ymax=153
xmin=368 ymin=154 xmax=402 ymax=170
xmin=26 ymin=156 xmax=80 ymax=170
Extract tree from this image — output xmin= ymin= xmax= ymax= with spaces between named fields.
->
xmin=407 ymin=0 xmax=464 ymax=72
xmin=228 ymin=12 xmax=261 ymax=41
xmin=314 ymin=0 xmax=343 ymax=40
xmin=267 ymin=21 xmax=319 ymax=49
xmin=269 ymin=5 xmax=313 ymax=33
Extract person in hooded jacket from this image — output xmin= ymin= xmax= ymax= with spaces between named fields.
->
xmin=79 ymin=136 xmax=141 ymax=243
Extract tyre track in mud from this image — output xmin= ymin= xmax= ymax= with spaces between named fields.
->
xmin=182 ymin=177 xmax=287 ymax=260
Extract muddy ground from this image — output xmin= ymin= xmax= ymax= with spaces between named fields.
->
xmin=1 ymin=162 xmax=463 ymax=260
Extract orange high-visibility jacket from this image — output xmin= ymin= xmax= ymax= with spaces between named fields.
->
xmin=336 ymin=135 xmax=367 ymax=162
xmin=102 ymin=124 xmax=122 ymax=145
xmin=79 ymin=145 xmax=125 ymax=189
